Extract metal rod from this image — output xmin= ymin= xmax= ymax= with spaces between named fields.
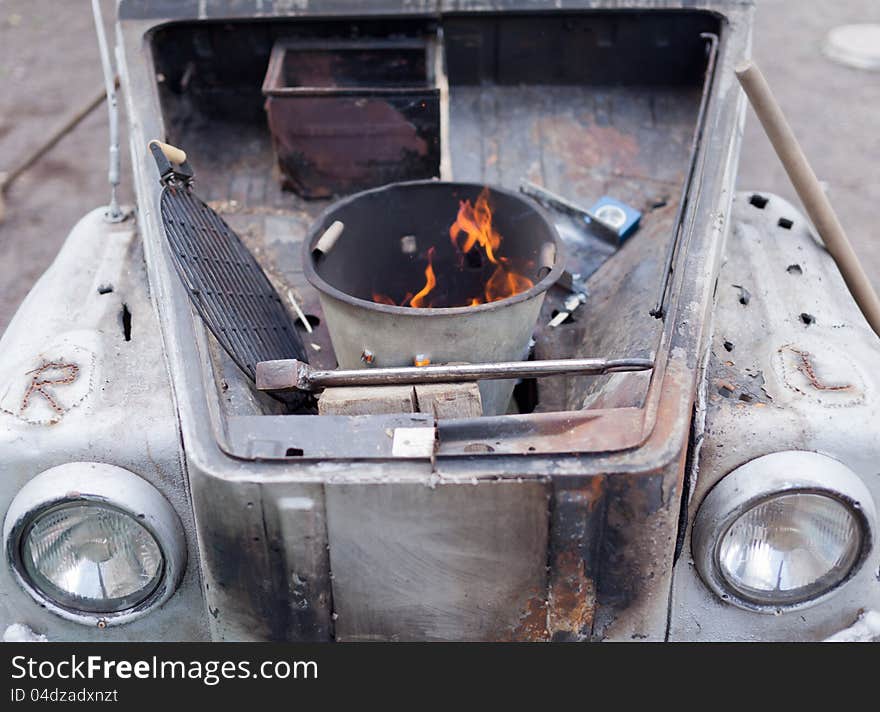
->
xmin=650 ymin=32 xmax=719 ymax=318
xmin=287 ymin=289 xmax=313 ymax=333
xmin=0 ymin=86 xmax=107 ymax=224
xmin=91 ymin=0 xmax=123 ymax=222
xmin=736 ymin=60 xmax=880 ymax=338
xmin=519 ymin=179 xmax=619 ymax=242
xmin=257 ymin=357 xmax=654 ymax=393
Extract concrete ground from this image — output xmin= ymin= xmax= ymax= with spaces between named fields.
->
xmin=0 ymin=0 xmax=878 ymax=334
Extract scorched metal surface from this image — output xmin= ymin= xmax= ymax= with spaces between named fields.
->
xmin=116 ymin=0 xmax=753 ymax=641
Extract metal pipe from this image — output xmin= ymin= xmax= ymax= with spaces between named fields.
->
xmin=312 ymin=220 xmax=345 ymax=258
xmin=286 ymin=289 xmax=313 ymax=333
xmin=257 ymin=357 xmax=654 ymax=393
xmin=735 ymin=60 xmax=880 ymax=338
xmin=91 ymin=0 xmax=123 ymax=222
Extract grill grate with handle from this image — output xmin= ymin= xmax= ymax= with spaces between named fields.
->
xmin=151 ymin=141 xmax=308 ymax=404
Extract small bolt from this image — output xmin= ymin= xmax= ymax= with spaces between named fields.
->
xmin=96 ymin=619 xmax=107 ymax=629
xmin=361 ymin=349 xmax=375 ymax=364
xmin=400 ymin=235 xmax=418 ymax=254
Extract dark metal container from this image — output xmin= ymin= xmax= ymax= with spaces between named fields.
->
xmin=262 ymin=38 xmax=441 ymax=199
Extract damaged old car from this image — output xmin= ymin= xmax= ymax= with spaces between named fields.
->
xmin=1 ymin=0 xmax=878 ymax=643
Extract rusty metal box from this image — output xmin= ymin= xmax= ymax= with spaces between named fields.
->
xmin=262 ymin=38 xmax=441 ymax=199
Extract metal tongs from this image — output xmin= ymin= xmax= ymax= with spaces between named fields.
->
xmin=256 ymin=357 xmax=653 ymax=394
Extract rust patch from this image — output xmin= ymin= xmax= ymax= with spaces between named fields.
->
xmin=546 ymin=479 xmax=605 ymax=641
xmin=775 ymin=343 xmax=863 ymax=407
xmin=508 ymin=589 xmax=549 ymax=642
xmin=584 ymin=476 xmax=604 ymax=510
xmin=710 ymin=347 xmax=772 ymax=405
xmin=20 ymin=361 xmax=80 ymax=415
xmin=534 ymin=114 xmax=641 ymax=184
xmin=547 ymin=549 xmax=595 ymax=640
xmin=790 ymin=347 xmax=850 ymax=391
xmin=267 ymin=95 xmax=438 ymax=198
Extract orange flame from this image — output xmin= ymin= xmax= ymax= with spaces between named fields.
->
xmin=372 ymin=293 xmax=396 ymax=306
xmin=449 ymin=187 xmax=534 ymax=303
xmin=449 ymin=187 xmax=502 ymax=264
xmin=371 ymin=188 xmax=533 ymax=308
xmin=409 ymin=247 xmax=436 ymax=308
xmin=485 ymin=264 xmax=534 ymax=303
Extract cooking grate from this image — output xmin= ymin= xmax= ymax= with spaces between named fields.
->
xmin=151 ymin=142 xmax=308 ymax=402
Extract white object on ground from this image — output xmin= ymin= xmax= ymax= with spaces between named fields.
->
xmin=3 ymin=623 xmax=48 ymax=642
xmin=823 ymin=24 xmax=880 ymax=71
xmin=823 ymin=610 xmax=880 ymax=642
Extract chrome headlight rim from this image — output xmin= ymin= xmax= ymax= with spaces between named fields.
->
xmin=692 ymin=451 xmax=875 ymax=614
xmin=3 ymin=463 xmax=186 ymax=627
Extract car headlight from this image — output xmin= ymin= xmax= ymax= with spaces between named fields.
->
xmin=4 ymin=463 xmax=186 ymax=626
xmin=693 ymin=451 xmax=875 ymax=612
xmin=21 ymin=502 xmax=164 ymax=613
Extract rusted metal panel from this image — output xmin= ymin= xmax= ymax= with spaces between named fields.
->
xmin=546 ymin=476 xmax=605 ymax=641
xmin=262 ymin=39 xmax=440 ymax=198
xmin=325 ymin=481 xmax=550 ymax=641
xmin=592 ymin=468 xmax=682 ymax=640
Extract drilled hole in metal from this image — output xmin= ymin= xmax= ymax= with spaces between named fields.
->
xmin=120 ymin=304 xmax=132 ymax=341
xmin=295 ymin=314 xmax=321 ymax=331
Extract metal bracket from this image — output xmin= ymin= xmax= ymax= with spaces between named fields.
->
xmin=149 ymin=141 xmax=194 ymax=187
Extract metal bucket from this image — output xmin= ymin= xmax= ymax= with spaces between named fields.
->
xmin=303 ymin=181 xmax=565 ymax=415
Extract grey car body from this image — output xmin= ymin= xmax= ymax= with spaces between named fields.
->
xmin=0 ymin=0 xmax=877 ymax=642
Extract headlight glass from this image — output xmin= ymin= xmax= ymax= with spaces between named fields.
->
xmin=20 ymin=502 xmax=164 ymax=613
xmin=717 ymin=492 xmax=862 ymax=605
